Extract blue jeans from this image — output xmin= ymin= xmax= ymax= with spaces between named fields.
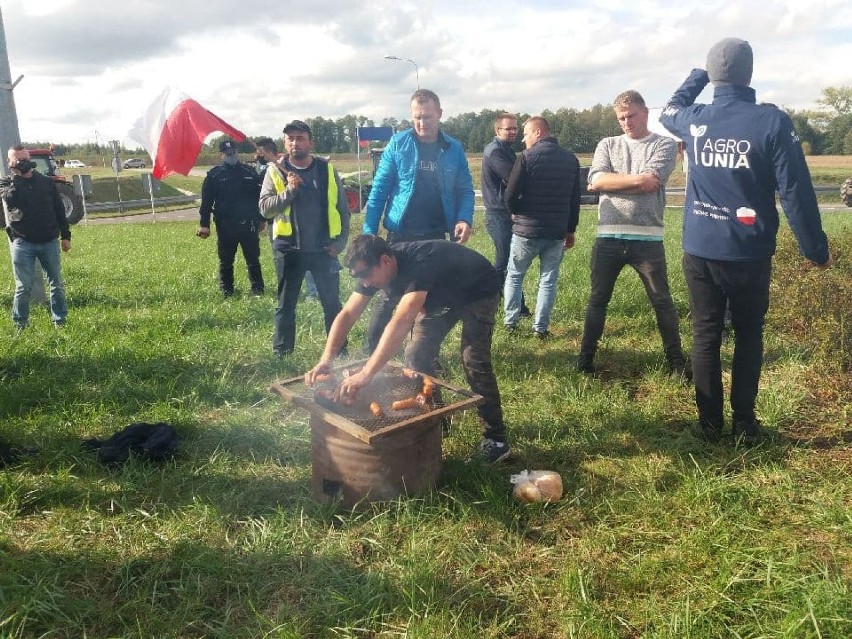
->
xmin=485 ymin=211 xmax=529 ymax=315
xmin=485 ymin=211 xmax=513 ymax=284
xmin=11 ymin=237 xmax=68 ymax=327
xmin=504 ymin=235 xmax=565 ymax=333
xmin=579 ymin=238 xmax=684 ymax=363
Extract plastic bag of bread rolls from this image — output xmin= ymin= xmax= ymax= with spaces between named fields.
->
xmin=510 ymin=470 xmax=563 ymax=503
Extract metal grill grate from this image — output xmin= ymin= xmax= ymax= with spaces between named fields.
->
xmin=271 ymin=361 xmax=483 ymax=443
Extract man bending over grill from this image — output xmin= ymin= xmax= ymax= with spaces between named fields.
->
xmin=305 ymin=234 xmax=511 ymax=463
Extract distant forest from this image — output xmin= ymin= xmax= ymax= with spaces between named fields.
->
xmin=28 ymin=86 xmax=852 ymax=158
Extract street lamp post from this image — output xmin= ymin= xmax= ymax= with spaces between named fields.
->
xmin=384 ymin=55 xmax=419 ymax=90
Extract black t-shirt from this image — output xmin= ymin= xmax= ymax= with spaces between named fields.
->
xmin=356 ymin=240 xmax=501 ymax=312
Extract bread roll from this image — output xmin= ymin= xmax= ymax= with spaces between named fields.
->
xmin=532 ymin=472 xmax=563 ymax=502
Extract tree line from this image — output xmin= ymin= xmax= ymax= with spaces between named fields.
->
xmin=28 ymin=86 xmax=852 ymax=158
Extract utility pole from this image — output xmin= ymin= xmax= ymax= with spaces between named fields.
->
xmin=0 ymin=7 xmax=46 ymax=304
xmin=0 ymin=6 xmax=23 ymax=175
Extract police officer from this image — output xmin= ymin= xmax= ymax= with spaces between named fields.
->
xmin=197 ymin=139 xmax=265 ymax=297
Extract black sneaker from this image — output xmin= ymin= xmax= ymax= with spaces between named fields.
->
xmin=575 ymin=355 xmax=595 ymax=374
xmin=733 ymin=420 xmax=769 ymax=445
xmin=691 ymin=421 xmax=722 ymax=443
xmin=667 ymin=357 xmax=692 ymax=382
xmin=476 ymin=438 xmax=511 ymax=463
xmin=533 ymin=330 xmax=552 ymax=340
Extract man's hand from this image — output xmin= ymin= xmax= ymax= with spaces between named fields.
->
xmin=196 ymin=226 xmax=210 ymax=239
xmin=287 ymin=172 xmax=303 ymax=190
xmin=454 ymin=221 xmax=472 ymax=243
xmin=588 ymin=172 xmax=661 ymax=194
xmin=564 ymin=232 xmax=575 ymax=250
xmin=335 ymin=369 xmax=374 ymax=401
xmin=305 ymin=359 xmax=333 ymax=387
xmin=634 ymin=174 xmax=662 ymax=193
xmin=61 ymin=239 xmax=71 ymax=253
xmin=257 ymin=220 xmax=266 ymax=235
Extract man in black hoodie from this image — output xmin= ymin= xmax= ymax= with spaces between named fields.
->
xmin=504 ymin=116 xmax=580 ymax=338
xmin=1 ymin=145 xmax=71 ymax=329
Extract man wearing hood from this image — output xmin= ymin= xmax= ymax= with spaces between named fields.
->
xmin=659 ymin=37 xmax=833 ymax=444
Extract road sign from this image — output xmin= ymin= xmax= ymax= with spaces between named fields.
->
xmin=141 ymin=172 xmax=160 ymax=195
xmin=72 ymin=173 xmax=93 ymax=197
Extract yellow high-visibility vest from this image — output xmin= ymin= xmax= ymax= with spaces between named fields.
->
xmin=268 ymin=161 xmax=341 ymax=239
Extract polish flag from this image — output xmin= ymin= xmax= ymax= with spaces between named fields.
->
xmin=736 ymin=207 xmax=757 ymax=226
xmin=127 ymin=87 xmax=246 ymax=179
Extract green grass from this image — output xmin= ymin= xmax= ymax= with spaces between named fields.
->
xmin=0 ymin=210 xmax=849 ymax=638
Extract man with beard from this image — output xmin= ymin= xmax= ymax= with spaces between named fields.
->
xmin=259 ymin=120 xmax=350 ymax=356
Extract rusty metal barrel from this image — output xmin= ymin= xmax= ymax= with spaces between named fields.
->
xmin=310 ymin=413 xmax=442 ymax=508
xmin=271 ymin=361 xmax=483 ymax=510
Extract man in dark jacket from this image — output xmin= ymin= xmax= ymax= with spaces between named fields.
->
xmin=482 ymin=112 xmax=530 ymax=317
xmin=659 ymin=37 xmax=833 ymax=444
xmin=197 ymin=139 xmax=265 ymax=297
xmin=1 ymin=145 xmax=71 ymax=329
xmin=504 ymin=116 xmax=580 ymax=338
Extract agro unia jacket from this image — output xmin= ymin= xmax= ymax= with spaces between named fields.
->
xmin=258 ymin=157 xmax=348 ymax=253
xmin=363 ymin=129 xmax=474 ymax=235
xmin=659 ymin=69 xmax=829 ymax=264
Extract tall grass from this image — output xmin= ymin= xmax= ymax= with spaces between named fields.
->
xmin=0 ymin=210 xmax=849 ymax=638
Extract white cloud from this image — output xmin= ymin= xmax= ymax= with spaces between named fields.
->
xmin=2 ymin=0 xmax=851 ymax=145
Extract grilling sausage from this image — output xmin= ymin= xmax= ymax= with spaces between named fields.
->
xmin=401 ymin=368 xmax=422 ymax=381
xmin=392 ymin=397 xmax=419 ymax=411
xmin=369 ymin=402 xmax=384 ymax=417
xmin=421 ymin=377 xmax=435 ymax=397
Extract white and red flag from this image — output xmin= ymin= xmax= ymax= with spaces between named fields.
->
xmin=127 ymin=87 xmax=246 ymax=179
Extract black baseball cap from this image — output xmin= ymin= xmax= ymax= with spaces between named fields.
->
xmin=283 ymin=120 xmax=311 ymax=135
xmin=218 ymin=140 xmax=237 ymax=154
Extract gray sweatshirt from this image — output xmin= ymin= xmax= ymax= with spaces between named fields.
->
xmin=588 ymin=132 xmax=677 ymax=238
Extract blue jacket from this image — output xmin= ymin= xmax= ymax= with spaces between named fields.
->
xmin=659 ymin=69 xmax=829 ymax=264
xmin=363 ymin=129 xmax=474 ymax=235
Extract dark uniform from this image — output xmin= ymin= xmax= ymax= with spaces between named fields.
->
xmin=199 ymin=147 xmax=265 ymax=296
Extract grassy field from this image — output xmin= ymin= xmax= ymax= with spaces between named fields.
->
xmin=0 ymin=204 xmax=850 ymax=636
xmin=55 ymin=153 xmax=852 ymax=218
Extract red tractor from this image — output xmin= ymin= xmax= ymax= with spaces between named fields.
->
xmin=26 ymin=148 xmax=85 ymax=224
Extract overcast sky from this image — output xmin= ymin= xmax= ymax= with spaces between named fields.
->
xmin=4 ymin=0 xmax=851 ymax=149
